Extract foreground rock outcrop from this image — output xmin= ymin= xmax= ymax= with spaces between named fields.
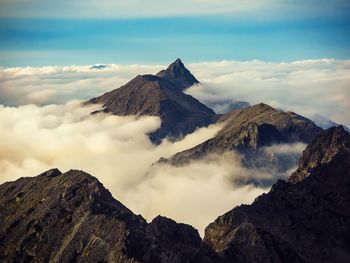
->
xmin=204 ymin=126 xmax=350 ymax=263
xmin=0 ymin=169 xmax=215 ymax=263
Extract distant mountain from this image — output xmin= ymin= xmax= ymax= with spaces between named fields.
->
xmin=87 ymin=59 xmax=216 ymax=144
xmin=309 ymin=113 xmax=350 ymax=132
xmin=0 ymin=169 xmax=215 ymax=263
xmin=161 ymin=103 xmax=322 ymax=166
xmin=206 ymin=99 xmax=250 ymax=114
xmin=204 ymin=126 xmax=350 ymax=263
xmin=89 ymin=64 xmax=111 ymax=70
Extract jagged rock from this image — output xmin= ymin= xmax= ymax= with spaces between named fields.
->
xmin=204 ymin=126 xmax=350 ymax=263
xmin=289 ymin=125 xmax=350 ymax=183
xmin=0 ymin=169 xmax=215 ymax=263
xmin=87 ymin=59 xmax=215 ymax=144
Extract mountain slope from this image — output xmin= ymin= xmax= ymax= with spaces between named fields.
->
xmin=161 ymin=103 xmax=322 ymax=170
xmin=204 ymin=126 xmax=350 ymax=263
xmin=87 ymin=60 xmax=215 ymax=143
xmin=0 ymin=169 xmax=215 ymax=263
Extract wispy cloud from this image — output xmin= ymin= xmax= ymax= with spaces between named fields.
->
xmin=186 ymin=59 xmax=350 ymax=127
xmin=0 ymin=0 xmax=349 ymax=19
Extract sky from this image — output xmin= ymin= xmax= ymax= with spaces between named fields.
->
xmin=0 ymin=0 xmax=350 ymax=66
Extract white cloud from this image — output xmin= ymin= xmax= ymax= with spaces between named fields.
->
xmin=186 ymin=59 xmax=350 ymax=127
xmin=2 ymin=101 xmax=255 ymax=236
xmin=0 ymin=64 xmax=163 ymax=105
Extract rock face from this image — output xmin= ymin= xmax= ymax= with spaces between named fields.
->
xmin=204 ymin=126 xmax=350 ymax=263
xmin=0 ymin=169 xmax=215 ymax=263
xmin=161 ymin=103 xmax=322 ymax=175
xmin=87 ymin=59 xmax=215 ymax=143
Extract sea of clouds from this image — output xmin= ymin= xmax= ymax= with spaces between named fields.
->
xmin=1 ymin=59 xmax=349 ymax=234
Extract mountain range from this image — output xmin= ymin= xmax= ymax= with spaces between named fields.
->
xmin=1 ymin=59 xmax=349 ymax=262
xmin=1 ymin=126 xmax=349 ymax=262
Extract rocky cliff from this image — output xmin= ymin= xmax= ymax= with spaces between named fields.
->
xmin=204 ymin=126 xmax=350 ymax=263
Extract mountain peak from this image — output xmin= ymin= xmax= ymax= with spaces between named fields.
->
xmin=289 ymin=126 xmax=350 ymax=183
xmin=156 ymin=59 xmax=199 ymax=90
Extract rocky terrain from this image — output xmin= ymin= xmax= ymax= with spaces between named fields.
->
xmin=1 ymin=127 xmax=349 ymax=262
xmin=160 ymin=103 xmax=322 ymax=179
xmin=0 ymin=169 xmax=215 ymax=263
xmin=87 ymin=59 xmax=216 ymax=143
xmin=204 ymin=126 xmax=350 ymax=263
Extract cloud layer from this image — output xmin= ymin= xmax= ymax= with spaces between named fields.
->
xmin=1 ymin=59 xmax=349 ymax=126
xmin=186 ymin=59 xmax=350 ymax=127
xmin=2 ymin=101 xmax=259 ymax=235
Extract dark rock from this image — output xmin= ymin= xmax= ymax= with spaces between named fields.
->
xmin=204 ymin=126 xmax=350 ymax=263
xmin=0 ymin=169 xmax=215 ymax=263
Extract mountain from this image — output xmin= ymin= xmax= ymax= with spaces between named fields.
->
xmin=206 ymin=100 xmax=250 ymax=114
xmin=0 ymin=169 xmax=215 ymax=263
xmin=309 ymin=113 xmax=350 ymax=132
xmin=87 ymin=59 xmax=215 ymax=144
xmin=156 ymin=58 xmax=199 ymax=91
xmin=89 ymin=64 xmax=111 ymax=70
xmin=204 ymin=126 xmax=350 ymax=263
xmin=160 ymin=103 xmax=322 ymax=173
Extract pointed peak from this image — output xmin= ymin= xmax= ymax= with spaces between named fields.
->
xmin=172 ymin=58 xmax=184 ymax=65
xmin=156 ymin=59 xmax=199 ymax=90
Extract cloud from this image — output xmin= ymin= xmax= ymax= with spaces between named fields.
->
xmin=0 ymin=0 xmax=348 ymax=19
xmin=2 ymin=59 xmax=350 ymax=129
xmin=186 ymin=59 xmax=350 ymax=127
xmin=2 ymin=101 xmax=254 ymax=236
xmin=0 ymin=64 xmax=163 ymax=105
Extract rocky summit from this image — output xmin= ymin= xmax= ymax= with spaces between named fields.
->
xmin=87 ymin=59 xmax=215 ymax=144
xmin=160 ymin=103 xmax=322 ymax=179
xmin=204 ymin=126 xmax=350 ymax=263
xmin=1 ymin=127 xmax=349 ymax=263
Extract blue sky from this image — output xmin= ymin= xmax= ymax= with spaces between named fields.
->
xmin=0 ymin=0 xmax=350 ymax=66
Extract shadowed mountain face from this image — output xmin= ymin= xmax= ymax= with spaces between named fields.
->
xmin=0 ymin=127 xmax=349 ymax=262
xmin=0 ymin=169 xmax=215 ymax=263
xmin=161 ymin=104 xmax=322 ymax=176
xmin=87 ymin=60 xmax=215 ymax=144
xmin=204 ymin=126 xmax=350 ymax=263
